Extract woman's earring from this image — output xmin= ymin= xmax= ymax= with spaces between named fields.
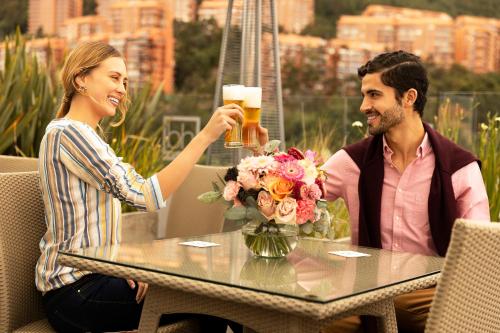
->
xmin=79 ymin=86 xmax=87 ymax=95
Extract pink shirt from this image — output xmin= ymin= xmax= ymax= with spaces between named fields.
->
xmin=321 ymin=133 xmax=490 ymax=256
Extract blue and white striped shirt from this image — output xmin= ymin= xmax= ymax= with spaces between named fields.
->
xmin=36 ymin=118 xmax=166 ymax=292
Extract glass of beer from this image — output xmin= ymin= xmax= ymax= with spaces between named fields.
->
xmin=242 ymin=87 xmax=262 ymax=148
xmin=223 ymin=84 xmax=244 ymax=148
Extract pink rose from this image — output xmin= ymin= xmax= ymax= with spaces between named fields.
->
xmin=300 ymin=183 xmax=322 ymax=201
xmin=223 ymin=181 xmax=240 ymax=201
xmin=237 ymin=170 xmax=260 ymax=191
xmin=257 ymin=191 xmax=276 ymax=220
xmin=296 ymin=199 xmax=316 ymax=225
xmin=276 ymin=197 xmax=297 ymax=224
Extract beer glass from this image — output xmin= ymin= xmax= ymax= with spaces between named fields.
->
xmin=223 ymin=84 xmax=244 ymax=148
xmin=242 ymin=87 xmax=262 ymax=148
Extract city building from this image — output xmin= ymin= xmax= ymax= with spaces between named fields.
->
xmin=62 ymin=16 xmax=110 ymax=46
xmin=276 ymin=0 xmax=314 ymax=34
xmin=0 ymin=37 xmax=67 ymax=71
xmin=28 ymin=0 xmax=83 ymax=36
xmin=170 ymin=0 xmax=197 ymax=22
xmin=197 ymin=0 xmax=313 ymax=33
xmin=455 ymin=15 xmax=500 ymax=73
xmin=328 ymin=39 xmax=386 ymax=80
xmin=337 ymin=5 xmax=455 ymax=68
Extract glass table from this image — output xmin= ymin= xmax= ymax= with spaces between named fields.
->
xmin=58 ymin=231 xmax=443 ymax=333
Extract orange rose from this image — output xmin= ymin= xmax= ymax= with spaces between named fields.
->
xmin=267 ymin=178 xmax=294 ymax=201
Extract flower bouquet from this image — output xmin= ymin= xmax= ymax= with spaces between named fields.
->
xmin=198 ymin=141 xmax=332 ymax=258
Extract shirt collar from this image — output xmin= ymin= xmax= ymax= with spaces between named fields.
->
xmin=382 ymin=132 xmax=431 ymax=159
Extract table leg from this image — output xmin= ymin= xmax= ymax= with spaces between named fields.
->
xmin=325 ymin=297 xmax=397 ymax=333
xmin=138 ymin=285 xmax=163 ymax=332
xmin=138 ymin=285 xmax=320 ymax=333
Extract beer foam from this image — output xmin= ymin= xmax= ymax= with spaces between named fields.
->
xmin=244 ymin=87 xmax=262 ymax=108
xmin=223 ymin=84 xmax=245 ymax=101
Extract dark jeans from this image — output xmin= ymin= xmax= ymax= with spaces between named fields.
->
xmin=42 ymin=273 xmax=242 ymax=333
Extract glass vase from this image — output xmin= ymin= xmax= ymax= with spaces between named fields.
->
xmin=241 ymin=220 xmax=298 ymax=258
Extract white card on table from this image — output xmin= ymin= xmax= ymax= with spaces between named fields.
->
xmin=328 ymin=250 xmax=371 ymax=258
xmin=178 ymin=241 xmax=220 ymax=248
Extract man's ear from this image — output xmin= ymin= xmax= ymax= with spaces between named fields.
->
xmin=404 ymin=89 xmax=417 ymax=107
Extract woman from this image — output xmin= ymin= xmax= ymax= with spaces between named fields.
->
xmin=37 ymin=41 xmax=266 ymax=332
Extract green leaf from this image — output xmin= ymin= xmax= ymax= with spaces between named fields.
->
xmin=212 ymin=181 xmax=220 ymax=192
xmin=316 ymin=199 xmax=328 ymax=209
xmin=264 ymin=140 xmax=281 ymax=154
xmin=246 ymin=206 xmax=268 ymax=223
xmin=224 ymin=206 xmax=247 ymax=220
xmin=245 ymin=195 xmax=258 ymax=208
xmin=197 ymin=191 xmax=222 ymax=204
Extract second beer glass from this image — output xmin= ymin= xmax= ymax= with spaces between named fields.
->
xmin=242 ymin=87 xmax=262 ymax=148
xmin=223 ymin=84 xmax=244 ymax=148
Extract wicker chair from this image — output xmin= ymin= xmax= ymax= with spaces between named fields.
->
xmin=0 ymin=171 xmax=53 ymax=332
xmin=160 ymin=164 xmax=229 ymax=239
xmin=0 ymin=172 xmax=198 ymax=333
xmin=425 ymin=219 xmax=500 ymax=333
xmin=0 ymin=155 xmax=38 ymax=173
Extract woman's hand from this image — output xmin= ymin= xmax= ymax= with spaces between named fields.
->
xmin=127 ymin=279 xmax=149 ymax=303
xmin=200 ymin=104 xmax=244 ymax=144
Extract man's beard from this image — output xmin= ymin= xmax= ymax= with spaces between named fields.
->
xmin=367 ymin=104 xmax=405 ymax=135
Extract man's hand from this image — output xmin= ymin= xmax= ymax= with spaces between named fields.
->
xmin=247 ymin=125 xmax=269 ymax=155
xmin=127 ymin=279 xmax=149 ymax=303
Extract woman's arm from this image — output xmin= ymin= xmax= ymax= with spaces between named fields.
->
xmin=156 ymin=104 xmax=244 ymax=200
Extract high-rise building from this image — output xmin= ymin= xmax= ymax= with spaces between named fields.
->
xmin=337 ymin=5 xmax=455 ymax=68
xmin=28 ymin=0 xmax=83 ymax=36
xmin=197 ymin=0 xmax=313 ymax=33
xmin=170 ymin=0 xmax=197 ymax=22
xmin=62 ymin=16 xmax=110 ymax=45
xmin=455 ymin=16 xmax=500 ymax=73
xmin=197 ymin=0 xmax=241 ymax=26
xmin=276 ymin=0 xmax=314 ymax=33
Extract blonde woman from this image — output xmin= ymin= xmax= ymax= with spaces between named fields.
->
xmin=37 ymin=41 xmax=263 ymax=332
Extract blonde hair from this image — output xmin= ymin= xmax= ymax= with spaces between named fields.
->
xmin=56 ymin=41 xmax=129 ymax=127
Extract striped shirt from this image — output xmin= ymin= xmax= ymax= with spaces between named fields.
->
xmin=36 ymin=118 xmax=166 ymax=292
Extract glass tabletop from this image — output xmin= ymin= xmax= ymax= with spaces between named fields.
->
xmin=60 ymin=231 xmax=444 ymax=304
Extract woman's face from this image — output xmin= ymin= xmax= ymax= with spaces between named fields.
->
xmin=79 ymin=56 xmax=128 ymax=120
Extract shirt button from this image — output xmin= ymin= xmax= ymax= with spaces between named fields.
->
xmin=395 ymin=216 xmax=400 ymax=221
xmin=397 ymin=188 xmax=402 ymax=193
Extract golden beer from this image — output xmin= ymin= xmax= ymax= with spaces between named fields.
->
xmin=242 ymin=87 xmax=262 ymax=148
xmin=222 ymin=84 xmax=245 ymax=148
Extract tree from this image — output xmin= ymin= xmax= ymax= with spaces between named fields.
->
xmin=0 ymin=0 xmax=28 ymax=38
xmin=173 ymin=19 xmax=222 ymax=93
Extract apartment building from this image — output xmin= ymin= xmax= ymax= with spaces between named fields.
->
xmin=276 ymin=0 xmax=314 ymax=33
xmin=28 ymin=0 xmax=83 ymax=36
xmin=455 ymin=15 xmax=500 ymax=73
xmin=337 ymin=5 xmax=455 ymax=68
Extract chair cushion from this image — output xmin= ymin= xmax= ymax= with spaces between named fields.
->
xmin=13 ymin=319 xmax=55 ymax=332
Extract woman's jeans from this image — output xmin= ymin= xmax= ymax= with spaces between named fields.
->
xmin=42 ymin=273 xmax=241 ymax=333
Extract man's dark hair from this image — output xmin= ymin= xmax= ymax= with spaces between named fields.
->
xmin=358 ymin=50 xmax=429 ymax=117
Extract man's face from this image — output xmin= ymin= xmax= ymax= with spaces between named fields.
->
xmin=359 ymin=72 xmax=404 ymax=135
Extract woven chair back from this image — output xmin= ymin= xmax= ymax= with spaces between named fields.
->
xmin=0 ymin=156 xmax=38 ymax=173
xmin=426 ymin=219 xmax=500 ymax=332
xmin=163 ymin=164 xmax=228 ymax=238
xmin=0 ymin=172 xmax=46 ymax=331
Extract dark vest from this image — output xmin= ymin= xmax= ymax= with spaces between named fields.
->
xmin=343 ymin=122 xmax=480 ymax=257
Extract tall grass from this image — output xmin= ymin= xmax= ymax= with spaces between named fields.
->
xmin=435 ymin=100 xmax=499 ymax=221
xmin=477 ymin=114 xmax=499 ymax=221
xmin=0 ymin=31 xmax=59 ymax=156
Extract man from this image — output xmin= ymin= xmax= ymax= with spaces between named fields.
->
xmin=321 ymin=50 xmax=490 ymax=333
